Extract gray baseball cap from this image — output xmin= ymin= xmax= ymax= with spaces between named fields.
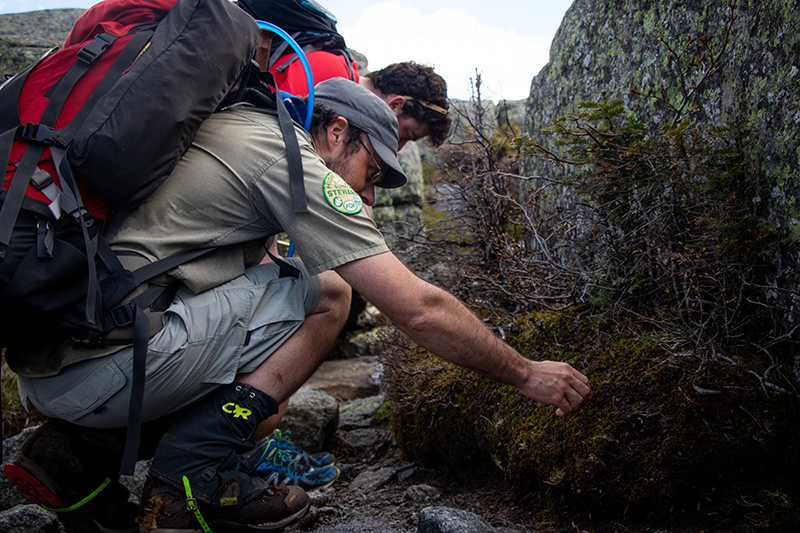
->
xmin=314 ymin=77 xmax=407 ymax=188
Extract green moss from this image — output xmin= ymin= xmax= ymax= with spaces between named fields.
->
xmin=642 ymin=8 xmax=657 ymax=35
xmin=384 ymin=310 xmax=800 ymax=521
xmin=777 ymin=165 xmax=800 ymax=189
xmin=374 ymin=400 xmax=391 ymax=423
xmin=420 ymin=205 xmax=446 ymax=226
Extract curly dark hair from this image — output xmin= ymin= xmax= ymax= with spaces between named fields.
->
xmin=364 ymin=61 xmax=451 ymax=147
xmin=309 ymin=102 xmax=364 ymax=157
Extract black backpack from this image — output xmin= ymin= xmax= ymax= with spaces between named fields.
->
xmin=0 ymin=0 xmax=307 ymax=474
xmin=237 ymin=0 xmax=357 ymax=81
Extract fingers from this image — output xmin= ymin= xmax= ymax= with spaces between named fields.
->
xmin=526 ymin=360 xmax=591 ymax=416
xmin=556 ymin=385 xmax=588 ymax=416
xmin=568 ymin=371 xmax=592 ymax=403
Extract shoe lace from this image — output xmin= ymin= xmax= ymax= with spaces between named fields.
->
xmin=242 ymin=438 xmax=295 ymax=475
xmin=256 ymin=449 xmax=298 ymax=487
xmin=274 ymin=429 xmax=298 ymax=452
xmin=273 ymin=429 xmax=315 ymax=465
xmin=270 ymin=446 xmax=308 ymax=477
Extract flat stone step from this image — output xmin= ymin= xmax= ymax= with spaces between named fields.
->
xmin=305 ymin=356 xmax=381 ymax=401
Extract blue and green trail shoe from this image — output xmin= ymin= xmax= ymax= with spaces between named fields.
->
xmin=271 ymin=429 xmax=335 ymax=469
xmin=240 ymin=437 xmax=340 ymax=492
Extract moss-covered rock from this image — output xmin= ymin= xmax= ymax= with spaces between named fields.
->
xmin=383 ymin=311 xmax=800 ymax=522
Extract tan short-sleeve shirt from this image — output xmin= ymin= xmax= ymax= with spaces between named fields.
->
xmin=104 ymin=104 xmax=389 ymax=293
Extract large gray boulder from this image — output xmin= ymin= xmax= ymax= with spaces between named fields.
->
xmin=523 ymin=0 xmax=800 ymax=310
xmin=276 ymin=386 xmax=339 ymax=453
xmin=374 ymin=141 xmax=425 ymax=249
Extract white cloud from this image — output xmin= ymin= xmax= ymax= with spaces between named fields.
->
xmin=1 ymin=0 xmax=557 ymax=100
xmin=340 ymin=1 xmax=551 ymax=101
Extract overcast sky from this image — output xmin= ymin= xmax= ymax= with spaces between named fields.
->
xmin=0 ymin=0 xmax=575 ymax=101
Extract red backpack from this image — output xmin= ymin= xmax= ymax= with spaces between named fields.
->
xmin=0 ymin=0 xmax=261 ymax=474
xmin=1 ymin=0 xmax=172 ymax=224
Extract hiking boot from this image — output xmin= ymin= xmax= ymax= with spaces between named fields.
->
xmin=239 ymin=438 xmax=340 ymax=492
xmin=3 ymin=419 xmax=138 ymax=533
xmin=138 ymin=475 xmax=308 ymax=532
xmin=146 ymin=383 xmax=309 ymax=531
xmin=270 ymin=429 xmax=335 ymax=469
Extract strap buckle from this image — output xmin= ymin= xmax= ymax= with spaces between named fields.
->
xmin=21 ymin=123 xmax=58 ymax=145
xmin=110 ymin=302 xmax=137 ymax=328
xmin=68 ymin=206 xmax=95 ymax=228
xmin=185 ymin=497 xmax=199 ymax=512
xmin=77 ymin=33 xmax=115 ymax=64
xmin=30 ymin=168 xmax=54 ymax=191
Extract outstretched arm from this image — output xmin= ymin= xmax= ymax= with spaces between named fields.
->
xmin=335 ymin=251 xmax=591 ymax=415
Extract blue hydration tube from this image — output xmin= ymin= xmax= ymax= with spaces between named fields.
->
xmin=255 ymin=20 xmax=314 ymax=131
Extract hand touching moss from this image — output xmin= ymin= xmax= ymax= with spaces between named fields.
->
xmin=338 ymin=252 xmax=592 ymax=416
xmin=518 ymin=360 xmax=591 ymax=416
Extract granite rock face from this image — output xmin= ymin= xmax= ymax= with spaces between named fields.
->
xmin=524 ymin=0 xmax=800 ymax=289
xmin=0 ymin=9 xmax=84 ymax=79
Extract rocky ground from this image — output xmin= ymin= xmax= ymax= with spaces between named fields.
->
xmin=1 ymin=395 xmax=533 ymax=533
xmin=1 ymin=308 xmax=788 ymax=533
xmin=0 ymin=354 xmax=783 ymax=533
xmin=290 ymin=448 xmax=543 ymax=533
xmin=275 ymin=427 xmax=774 ymax=533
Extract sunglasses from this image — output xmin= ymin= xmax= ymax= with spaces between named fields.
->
xmin=358 ymin=136 xmax=385 ymax=185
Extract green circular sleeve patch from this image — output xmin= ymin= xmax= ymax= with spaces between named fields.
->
xmin=322 ymin=171 xmax=363 ymax=215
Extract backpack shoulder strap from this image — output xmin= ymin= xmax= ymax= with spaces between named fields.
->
xmin=236 ymin=69 xmax=308 ymax=212
xmin=267 ymin=32 xmax=295 ymax=70
xmin=57 ymin=30 xmax=154 ymax=145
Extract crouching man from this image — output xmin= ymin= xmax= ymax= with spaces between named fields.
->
xmin=6 ymin=78 xmax=591 ymax=533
